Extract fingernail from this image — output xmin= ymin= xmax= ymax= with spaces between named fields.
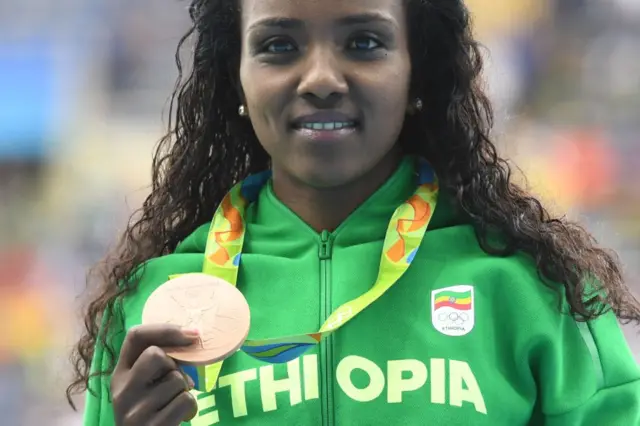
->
xmin=182 ymin=327 xmax=200 ymax=337
xmin=186 ymin=375 xmax=195 ymax=389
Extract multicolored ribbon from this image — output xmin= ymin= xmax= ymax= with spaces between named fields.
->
xmin=181 ymin=158 xmax=438 ymax=392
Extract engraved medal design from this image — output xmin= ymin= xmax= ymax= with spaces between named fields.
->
xmin=142 ymin=273 xmax=251 ymax=365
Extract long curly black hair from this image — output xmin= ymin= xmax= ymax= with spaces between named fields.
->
xmin=66 ymin=0 xmax=640 ymax=405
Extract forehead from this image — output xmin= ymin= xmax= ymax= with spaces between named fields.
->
xmin=240 ymin=0 xmax=406 ymax=29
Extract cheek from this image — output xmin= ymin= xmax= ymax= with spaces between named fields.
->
xmin=240 ymin=62 xmax=288 ymax=126
xmin=387 ymin=58 xmax=412 ymax=109
xmin=239 ymin=59 xmax=259 ymax=110
xmin=364 ymin=64 xmax=411 ymax=129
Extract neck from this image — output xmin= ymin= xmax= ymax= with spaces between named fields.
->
xmin=271 ymin=152 xmax=402 ymax=232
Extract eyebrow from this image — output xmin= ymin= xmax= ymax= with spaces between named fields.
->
xmin=248 ymin=17 xmax=304 ymax=31
xmin=247 ymin=12 xmax=398 ymax=32
xmin=337 ymin=12 xmax=398 ymax=28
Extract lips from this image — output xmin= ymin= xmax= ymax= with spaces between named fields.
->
xmin=296 ymin=121 xmax=357 ymax=130
xmin=291 ymin=111 xmax=360 ymax=130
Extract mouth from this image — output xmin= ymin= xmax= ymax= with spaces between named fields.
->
xmin=291 ymin=112 xmax=360 ymax=141
xmin=293 ymin=121 xmax=358 ymax=131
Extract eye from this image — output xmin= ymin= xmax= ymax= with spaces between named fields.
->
xmin=263 ymin=38 xmax=296 ymax=54
xmin=348 ymin=36 xmax=382 ymax=51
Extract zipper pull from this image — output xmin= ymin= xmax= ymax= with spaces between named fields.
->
xmin=319 ymin=230 xmax=333 ymax=260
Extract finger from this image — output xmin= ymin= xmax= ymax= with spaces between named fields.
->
xmin=151 ymin=391 xmax=198 ymax=426
xmin=149 ymin=370 xmax=192 ymax=411
xmin=111 ymin=348 xmax=177 ymax=419
xmin=118 ymin=371 xmax=191 ymax=426
xmin=118 ymin=324 xmax=199 ymax=369
xmin=129 ymin=346 xmax=178 ymax=386
xmin=182 ymin=371 xmax=195 ymax=389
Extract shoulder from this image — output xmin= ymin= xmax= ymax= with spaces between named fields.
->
xmin=419 ymin=223 xmax=564 ymax=319
xmin=420 ymin=225 xmax=634 ymax=369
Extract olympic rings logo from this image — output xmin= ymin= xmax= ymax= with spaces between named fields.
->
xmin=437 ymin=311 xmax=469 ymax=326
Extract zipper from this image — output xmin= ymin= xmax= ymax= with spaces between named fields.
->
xmin=319 ymin=230 xmax=335 ymax=426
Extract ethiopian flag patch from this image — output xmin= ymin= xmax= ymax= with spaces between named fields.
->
xmin=431 ymin=285 xmax=475 ymax=336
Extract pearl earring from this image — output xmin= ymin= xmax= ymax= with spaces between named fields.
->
xmin=238 ymin=105 xmax=247 ymax=116
xmin=414 ymin=98 xmax=423 ymax=111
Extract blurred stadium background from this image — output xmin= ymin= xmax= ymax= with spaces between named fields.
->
xmin=1 ymin=0 xmax=639 ymax=424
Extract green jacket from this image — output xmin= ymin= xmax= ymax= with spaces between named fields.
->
xmin=84 ymin=157 xmax=640 ymax=425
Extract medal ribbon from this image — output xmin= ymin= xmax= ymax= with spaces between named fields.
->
xmin=184 ymin=158 xmax=438 ymax=392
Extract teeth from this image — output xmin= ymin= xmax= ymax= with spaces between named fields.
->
xmin=300 ymin=122 xmax=355 ymax=130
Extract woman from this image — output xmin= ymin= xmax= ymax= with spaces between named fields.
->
xmin=68 ymin=0 xmax=640 ymax=425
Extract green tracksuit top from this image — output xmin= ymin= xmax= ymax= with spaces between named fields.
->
xmin=84 ymin=157 xmax=640 ymax=425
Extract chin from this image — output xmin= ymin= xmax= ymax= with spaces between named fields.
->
xmin=284 ymin=157 xmax=358 ymax=189
xmin=272 ymin=142 xmax=397 ymax=190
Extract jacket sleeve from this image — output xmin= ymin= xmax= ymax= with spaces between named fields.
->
xmin=542 ymin=381 xmax=640 ymax=425
xmin=83 ymin=308 xmax=125 ymax=426
xmin=536 ymin=310 xmax=640 ymax=425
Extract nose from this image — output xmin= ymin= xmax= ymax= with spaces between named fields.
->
xmin=296 ymin=46 xmax=348 ymax=107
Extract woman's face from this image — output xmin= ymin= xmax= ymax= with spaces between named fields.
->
xmin=239 ymin=0 xmax=411 ymax=188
